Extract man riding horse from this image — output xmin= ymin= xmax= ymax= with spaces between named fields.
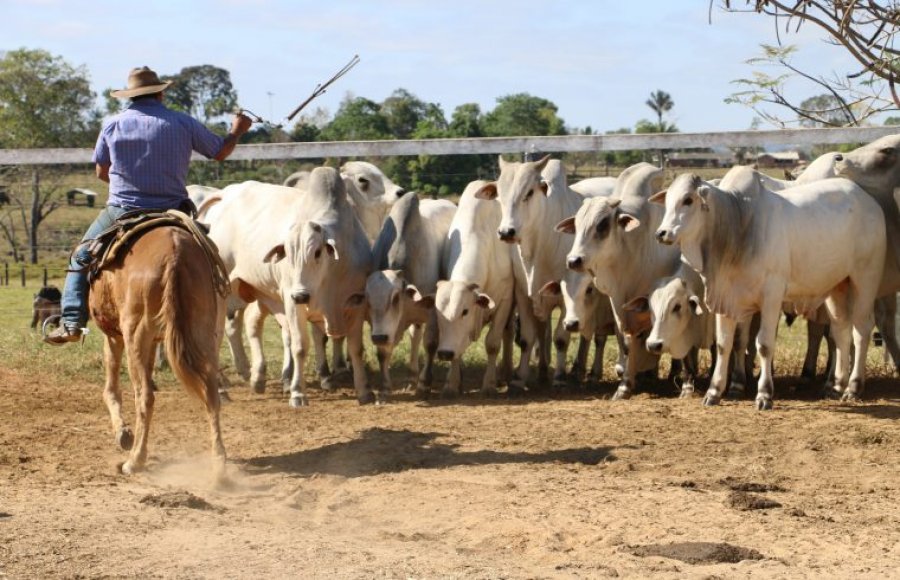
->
xmin=45 ymin=66 xmax=252 ymax=344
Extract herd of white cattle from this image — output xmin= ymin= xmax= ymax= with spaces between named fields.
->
xmin=189 ymin=133 xmax=900 ymax=411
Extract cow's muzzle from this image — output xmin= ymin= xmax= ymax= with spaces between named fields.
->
xmin=437 ymin=349 xmax=455 ymax=361
xmin=566 ymin=255 xmax=585 ymax=272
xmin=646 ymin=339 xmax=664 ymax=355
xmin=564 ymin=320 xmax=580 ymax=333
xmin=371 ymin=334 xmax=389 ymax=345
xmin=655 ymin=229 xmax=674 ymax=245
xmin=497 ymin=228 xmax=518 ymax=243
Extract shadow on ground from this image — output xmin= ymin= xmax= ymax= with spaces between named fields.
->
xmin=241 ymin=427 xmax=615 ymax=478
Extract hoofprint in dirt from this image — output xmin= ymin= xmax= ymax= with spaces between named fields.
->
xmin=2 ymin=367 xmax=900 ymax=579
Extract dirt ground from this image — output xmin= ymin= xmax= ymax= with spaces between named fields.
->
xmin=2 ymin=364 xmax=900 ymax=579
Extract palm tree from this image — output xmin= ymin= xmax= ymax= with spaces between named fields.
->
xmin=646 ymin=90 xmax=674 ymax=132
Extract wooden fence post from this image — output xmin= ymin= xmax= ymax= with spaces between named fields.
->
xmin=43 ymin=266 xmax=48 ymax=287
xmin=20 ymin=265 xmax=25 ymax=287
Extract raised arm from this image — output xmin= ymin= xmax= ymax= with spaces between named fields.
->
xmin=214 ymin=113 xmax=253 ymax=162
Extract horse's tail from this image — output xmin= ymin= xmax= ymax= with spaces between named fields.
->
xmin=159 ymin=232 xmax=221 ymax=408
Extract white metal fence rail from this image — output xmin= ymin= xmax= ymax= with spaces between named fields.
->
xmin=1 ymin=126 xmax=898 ymax=165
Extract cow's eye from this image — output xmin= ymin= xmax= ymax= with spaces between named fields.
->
xmin=524 ymin=190 xmax=533 ymax=201
xmin=585 ymin=286 xmax=594 ymax=296
xmin=682 ymin=197 xmax=693 ymax=207
xmin=392 ymin=294 xmax=400 ymax=306
xmin=595 ymin=217 xmax=610 ymax=238
xmin=673 ymin=303 xmax=682 ymax=314
xmin=461 ymin=308 xmax=469 ymax=317
xmin=314 ymin=249 xmax=322 ymax=259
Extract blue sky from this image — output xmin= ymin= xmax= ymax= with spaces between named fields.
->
xmin=2 ymin=0 xmax=860 ymax=133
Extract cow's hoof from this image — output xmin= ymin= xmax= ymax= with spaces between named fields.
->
xmin=725 ymin=387 xmax=744 ymax=401
xmin=703 ymin=393 xmax=721 ymax=407
xmin=822 ymin=386 xmax=842 ymax=400
xmin=755 ymin=397 xmax=773 ymax=411
xmin=611 ymin=387 xmax=631 ymax=401
xmin=679 ymin=388 xmax=695 ymax=399
xmin=440 ymin=387 xmax=460 ymax=400
xmin=289 ymin=395 xmax=309 ymax=408
xmin=375 ymin=391 xmax=389 ymax=406
xmin=840 ymin=391 xmax=861 ymax=403
xmin=615 ymin=364 xmax=625 ymax=379
xmin=320 ymin=376 xmax=335 ymax=392
xmin=481 ymin=386 xmax=499 ymax=398
xmin=357 ymin=390 xmax=376 ymax=405
xmin=506 ymin=383 xmax=527 ymax=398
xmin=251 ymin=381 xmax=266 ymax=395
xmin=414 ymin=387 xmax=431 ymax=400
xmin=116 ymin=428 xmax=134 ymax=451
xmin=800 ymin=366 xmax=816 ymax=381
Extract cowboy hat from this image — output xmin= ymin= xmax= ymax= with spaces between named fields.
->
xmin=110 ymin=66 xmax=172 ymax=98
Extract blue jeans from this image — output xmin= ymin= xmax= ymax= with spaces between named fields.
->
xmin=60 ymin=205 xmax=130 ymax=329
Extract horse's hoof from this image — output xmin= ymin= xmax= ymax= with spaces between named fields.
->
xmin=611 ymin=387 xmax=631 ymax=401
xmin=358 ymin=390 xmax=376 ymax=405
xmin=703 ymin=393 xmax=721 ymax=407
xmin=800 ymin=367 xmax=816 ymax=381
xmin=119 ymin=460 xmax=141 ymax=475
xmin=116 ymin=428 xmax=134 ymax=451
xmin=289 ymin=395 xmax=309 ymax=408
xmin=219 ymin=389 xmax=232 ymax=403
xmin=755 ymin=397 xmax=773 ymax=411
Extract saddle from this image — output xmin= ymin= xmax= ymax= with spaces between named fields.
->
xmin=79 ymin=209 xmax=231 ymax=299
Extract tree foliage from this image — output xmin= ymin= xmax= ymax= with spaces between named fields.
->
xmin=0 ymin=48 xmax=97 ymax=148
xmin=646 ymin=90 xmax=674 ymax=131
xmin=482 ymin=93 xmax=567 ymax=137
xmin=719 ymin=1 xmax=900 ymax=126
xmin=161 ymin=65 xmax=238 ymax=124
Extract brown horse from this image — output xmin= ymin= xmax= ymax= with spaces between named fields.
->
xmin=89 ymin=224 xmax=226 ymax=481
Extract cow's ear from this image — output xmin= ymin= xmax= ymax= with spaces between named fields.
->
xmin=697 ymin=185 xmax=710 ymax=201
xmin=688 ymin=295 xmax=704 ymax=316
xmin=404 ymin=284 xmax=422 ymax=301
xmin=474 ymin=291 xmax=495 ymax=310
xmin=498 ymin=155 xmax=507 ymax=170
xmin=648 ymin=189 xmax=668 ymax=204
xmin=539 ymin=280 xmax=562 ymax=296
xmin=617 ymin=213 xmax=641 ymax=232
xmin=325 ymin=238 xmax=340 ymax=260
xmin=539 ymin=180 xmax=550 ymax=196
xmin=263 ymin=244 xmax=286 ymax=263
xmin=474 ymin=182 xmax=498 ymax=200
xmin=623 ymin=295 xmax=649 ymax=313
xmin=555 ymin=216 xmax=576 ymax=234
xmin=344 ymin=293 xmax=366 ymax=308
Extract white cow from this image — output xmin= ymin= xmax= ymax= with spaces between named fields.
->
xmin=475 ymin=156 xmax=611 ymax=387
xmin=366 ymin=193 xmax=456 ymax=395
xmin=426 ymin=180 xmax=527 ymax=397
xmin=559 ymin=162 xmax=681 ymax=400
xmin=654 ymin=167 xmax=886 ymax=408
xmin=620 ymin=264 xmax=715 ymax=398
xmin=209 ymin=168 xmax=373 ymax=407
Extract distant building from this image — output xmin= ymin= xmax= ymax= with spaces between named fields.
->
xmin=666 ymin=152 xmax=736 ymax=168
xmin=756 ymin=151 xmax=805 ymax=169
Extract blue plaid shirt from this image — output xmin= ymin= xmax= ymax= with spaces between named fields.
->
xmin=92 ymin=99 xmax=225 ymax=209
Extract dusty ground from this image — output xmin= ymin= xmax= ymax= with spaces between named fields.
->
xmin=2 ymin=364 xmax=900 ymax=579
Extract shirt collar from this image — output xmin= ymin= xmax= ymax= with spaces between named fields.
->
xmin=127 ymin=99 xmax=166 ymax=111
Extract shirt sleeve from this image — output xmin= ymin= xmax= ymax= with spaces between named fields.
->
xmin=188 ymin=117 xmax=227 ymax=159
xmin=91 ymin=123 xmax=111 ymax=165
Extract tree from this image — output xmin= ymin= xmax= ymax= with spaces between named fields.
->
xmin=482 ymin=93 xmax=567 ymax=137
xmin=718 ymin=2 xmax=900 ymax=125
xmin=0 ymin=48 xmax=97 ymax=148
xmin=319 ymin=95 xmax=390 ymax=141
xmin=380 ymin=88 xmax=429 ymax=139
xmin=645 ymin=90 xmax=674 ymax=132
xmin=161 ymin=65 xmax=238 ymax=124
xmin=797 ymin=94 xmax=856 ymax=128
xmin=0 ymin=49 xmax=97 ymax=263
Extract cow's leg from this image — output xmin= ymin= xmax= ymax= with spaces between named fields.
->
xmin=499 ymin=312 xmax=514 ymax=385
xmin=612 ymin=332 xmax=641 ymax=400
xmin=102 ymin=335 xmax=132 ymax=451
xmin=418 ymin=312 xmax=439 ymax=395
xmin=376 ymin=344 xmax=394 ymax=395
xmin=121 ymin=326 xmax=157 ymax=475
xmin=278 ymin=318 xmax=294 ymax=392
xmin=244 ymin=302 xmax=269 ymax=394
xmin=823 ymin=324 xmax=837 ymax=389
xmin=844 ymin=283 xmax=879 ymax=401
xmin=705 ymin=314 xmax=737 ymax=406
xmin=407 ymin=323 xmax=423 ymax=388
xmin=482 ymin=300 xmax=512 ymax=397
xmin=441 ymin=358 xmax=462 ymax=398
xmin=823 ymin=286 xmax=852 ymax=398
xmin=613 ymin=329 xmax=627 ymax=379
xmin=225 ymin=298 xmax=251 ymax=381
xmin=512 ymin=290 xmax=539 ymax=390
xmin=332 ymin=336 xmax=349 ymax=375
xmin=875 ymin=294 xmax=900 ymax=375
xmin=571 ymin=334 xmax=590 ymax=383
xmin=311 ymin=325 xmax=334 ymax=391
xmin=283 ymin=299 xmax=310 ymax=408
xmin=754 ymin=301 xmax=782 ymax=411
xmin=552 ymin=312 xmax=570 ymax=387
xmin=347 ymin=317 xmax=374 ymax=404
xmin=590 ymin=332 xmax=607 ymax=382
xmin=726 ymin=319 xmax=751 ymax=399
xmin=802 ymin=319 xmax=827 ymax=380
xmin=679 ymin=347 xmax=699 ymax=398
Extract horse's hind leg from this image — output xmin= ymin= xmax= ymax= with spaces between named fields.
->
xmin=121 ymin=327 xmax=157 ymax=475
xmin=102 ymin=335 xmax=133 ymax=450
